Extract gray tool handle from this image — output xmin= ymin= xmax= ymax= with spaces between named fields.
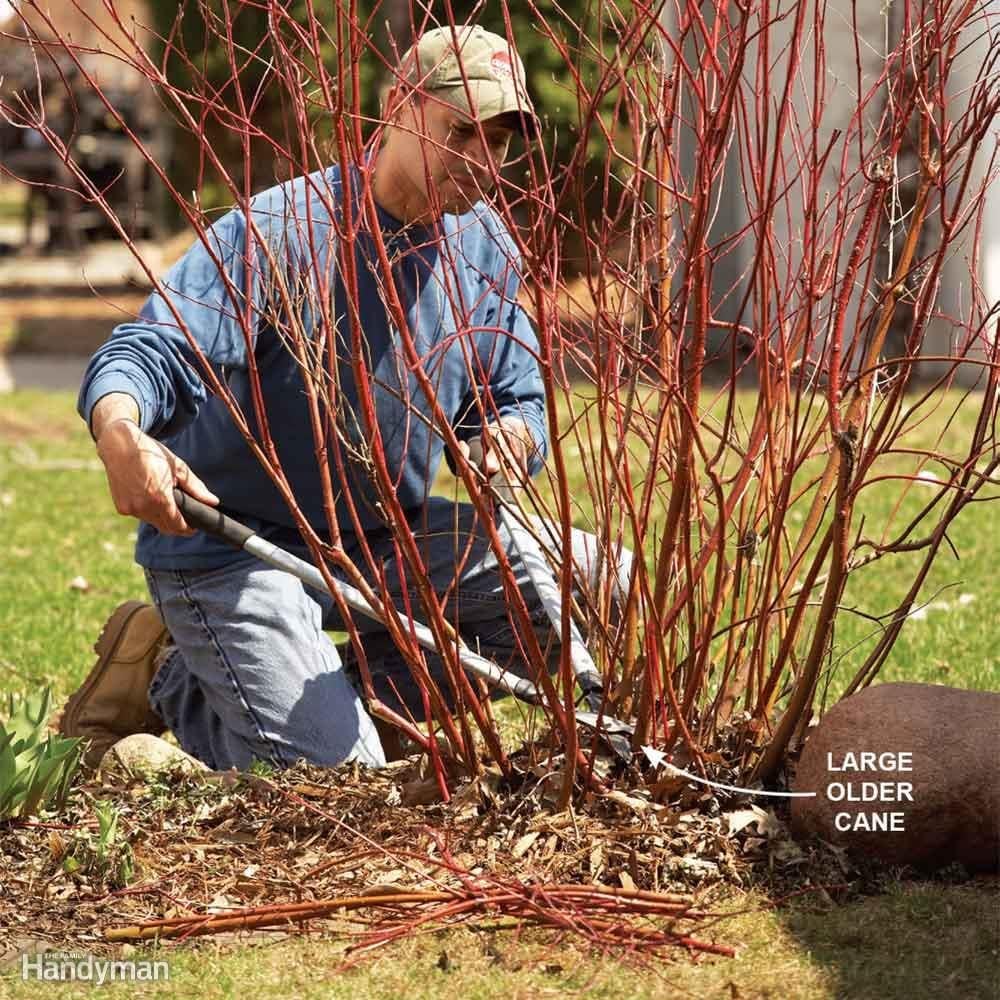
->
xmin=171 ymin=487 xmax=543 ymax=707
xmin=482 ymin=467 xmax=634 ymax=757
xmin=489 ymin=469 xmax=605 ymax=699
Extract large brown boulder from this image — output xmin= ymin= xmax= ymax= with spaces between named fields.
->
xmin=790 ymin=682 xmax=999 ymax=871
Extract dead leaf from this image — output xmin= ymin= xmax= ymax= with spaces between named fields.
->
xmin=602 ymin=789 xmax=651 ymax=816
xmin=511 ymin=831 xmax=540 ymax=859
xmin=676 ymin=856 xmax=718 ymax=876
xmin=47 ymin=830 xmax=66 ymax=861
xmin=401 ymin=776 xmax=444 ymax=806
xmin=209 ymin=829 xmax=258 ymax=845
xmin=724 ymin=805 xmax=770 ymax=835
xmin=589 ymin=842 xmax=604 ymax=878
xmin=207 ymin=893 xmax=234 ymax=914
xmin=290 ymin=782 xmax=334 ymax=798
xmin=451 ymin=778 xmax=489 ymax=822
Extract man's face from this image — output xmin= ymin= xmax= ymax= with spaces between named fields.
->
xmin=388 ymin=93 xmax=514 ymax=216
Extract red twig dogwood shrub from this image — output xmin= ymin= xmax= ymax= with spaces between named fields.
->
xmin=2 ymin=0 xmax=996 ymax=795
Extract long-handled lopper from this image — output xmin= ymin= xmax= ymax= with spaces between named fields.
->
xmin=172 ymin=488 xmax=636 ymax=755
xmin=472 ymin=461 xmax=633 ymax=761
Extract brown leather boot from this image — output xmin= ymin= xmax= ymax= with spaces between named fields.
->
xmin=58 ymin=601 xmax=169 ymax=771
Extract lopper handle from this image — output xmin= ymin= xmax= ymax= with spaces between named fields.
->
xmin=173 ymin=488 xmax=255 ymax=549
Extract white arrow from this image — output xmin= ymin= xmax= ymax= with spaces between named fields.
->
xmin=642 ymin=746 xmax=817 ymax=798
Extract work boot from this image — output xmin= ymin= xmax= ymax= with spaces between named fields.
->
xmin=58 ymin=601 xmax=169 ymax=771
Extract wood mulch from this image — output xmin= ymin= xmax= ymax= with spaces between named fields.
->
xmin=0 ymin=743 xmax=855 ymax=965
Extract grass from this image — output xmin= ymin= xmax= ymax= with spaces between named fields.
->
xmin=0 ymin=392 xmax=144 ymax=698
xmin=1 ymin=883 xmax=995 ymax=998
xmin=0 ymin=182 xmax=27 ymax=223
xmin=0 ymin=387 xmax=997 ymax=999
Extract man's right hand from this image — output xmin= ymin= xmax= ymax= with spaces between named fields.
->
xmin=91 ymin=393 xmax=219 ymax=536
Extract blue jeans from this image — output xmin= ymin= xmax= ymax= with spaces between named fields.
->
xmin=146 ymin=497 xmax=632 ymax=771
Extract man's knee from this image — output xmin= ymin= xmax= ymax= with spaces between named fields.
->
xmin=145 ymin=563 xmax=384 ymax=770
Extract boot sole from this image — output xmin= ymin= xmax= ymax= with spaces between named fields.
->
xmin=57 ymin=600 xmax=160 ymax=739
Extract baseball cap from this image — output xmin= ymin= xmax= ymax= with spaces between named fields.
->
xmin=400 ymin=25 xmax=539 ymax=139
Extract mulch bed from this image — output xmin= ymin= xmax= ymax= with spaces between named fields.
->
xmin=0 ymin=745 xmax=857 ymax=966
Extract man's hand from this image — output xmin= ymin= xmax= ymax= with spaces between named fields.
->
xmin=458 ymin=417 xmax=536 ymax=480
xmin=91 ymin=393 xmax=219 ymax=536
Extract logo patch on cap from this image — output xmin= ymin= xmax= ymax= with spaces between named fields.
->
xmin=490 ymin=50 xmax=514 ymax=80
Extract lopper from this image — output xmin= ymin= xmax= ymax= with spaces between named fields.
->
xmin=172 ymin=485 xmax=635 ymax=756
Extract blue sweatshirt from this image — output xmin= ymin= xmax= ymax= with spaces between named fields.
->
xmin=78 ymin=163 xmax=548 ymax=569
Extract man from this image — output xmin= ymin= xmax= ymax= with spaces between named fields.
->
xmin=60 ymin=25 xmax=622 ymax=772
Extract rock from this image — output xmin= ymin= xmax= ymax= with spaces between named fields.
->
xmin=98 ymin=733 xmax=208 ymax=779
xmin=0 ymin=356 xmax=13 ymax=394
xmin=790 ymin=682 xmax=999 ymax=871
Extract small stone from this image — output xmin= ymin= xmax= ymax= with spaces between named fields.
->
xmin=68 ymin=576 xmax=90 ymax=592
xmin=98 ymin=733 xmax=208 ymax=779
xmin=791 ymin=682 xmax=1000 ymax=871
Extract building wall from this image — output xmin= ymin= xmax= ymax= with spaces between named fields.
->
xmin=661 ymin=0 xmax=998 ymax=386
xmin=922 ymin=2 xmax=999 ymax=385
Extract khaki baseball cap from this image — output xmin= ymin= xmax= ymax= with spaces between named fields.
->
xmin=400 ymin=25 xmax=539 ymax=138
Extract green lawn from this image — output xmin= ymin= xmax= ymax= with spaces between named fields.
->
xmin=1 ymin=389 xmax=996 ymax=703
xmin=0 ymin=388 xmax=997 ymax=999
xmin=2 ymin=882 xmax=996 ymax=1000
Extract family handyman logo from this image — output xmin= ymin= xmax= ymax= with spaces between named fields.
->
xmin=21 ymin=951 xmax=170 ymax=985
